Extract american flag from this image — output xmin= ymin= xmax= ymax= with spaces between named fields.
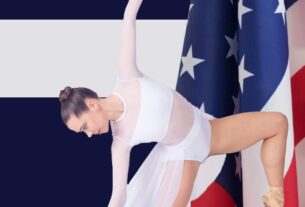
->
xmin=175 ymin=0 xmax=300 ymax=206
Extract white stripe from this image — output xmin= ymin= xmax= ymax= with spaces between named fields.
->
xmin=0 ymin=20 xmax=186 ymax=97
xmin=287 ymin=0 xmax=305 ymax=76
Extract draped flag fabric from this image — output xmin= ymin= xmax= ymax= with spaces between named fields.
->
xmin=175 ymin=0 xmax=300 ymax=206
xmin=175 ymin=1 xmax=242 ymax=206
xmin=238 ymin=0 xmax=299 ymax=206
xmin=286 ymin=0 xmax=305 ymax=206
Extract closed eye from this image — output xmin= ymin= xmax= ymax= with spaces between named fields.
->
xmin=80 ymin=123 xmax=87 ymax=132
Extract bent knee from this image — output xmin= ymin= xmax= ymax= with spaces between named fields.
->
xmin=273 ymin=112 xmax=288 ymax=133
xmin=275 ymin=112 xmax=288 ymax=128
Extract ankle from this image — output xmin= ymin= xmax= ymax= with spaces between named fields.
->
xmin=269 ymin=186 xmax=284 ymax=194
xmin=263 ymin=186 xmax=284 ymax=207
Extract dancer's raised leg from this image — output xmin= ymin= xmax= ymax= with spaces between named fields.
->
xmin=172 ymin=111 xmax=288 ymax=207
xmin=209 ymin=111 xmax=288 ymax=207
xmin=208 ymin=111 xmax=288 ymax=186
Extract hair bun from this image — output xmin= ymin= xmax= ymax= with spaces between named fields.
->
xmin=59 ymin=86 xmax=73 ymax=103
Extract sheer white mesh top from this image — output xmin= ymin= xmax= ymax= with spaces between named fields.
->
xmin=110 ymin=73 xmax=195 ymax=147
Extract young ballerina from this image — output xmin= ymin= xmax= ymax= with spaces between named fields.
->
xmin=59 ymin=0 xmax=288 ymax=206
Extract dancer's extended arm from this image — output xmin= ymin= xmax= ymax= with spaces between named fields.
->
xmin=117 ymin=0 xmax=144 ymax=80
xmin=108 ymin=138 xmax=132 ymax=207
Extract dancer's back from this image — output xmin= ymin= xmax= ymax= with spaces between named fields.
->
xmin=110 ymin=72 xmax=195 ymax=147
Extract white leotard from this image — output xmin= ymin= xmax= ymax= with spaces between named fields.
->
xmin=108 ymin=72 xmax=213 ymax=207
xmin=110 ymin=73 xmax=195 ymax=147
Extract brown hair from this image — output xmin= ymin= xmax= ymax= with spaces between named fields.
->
xmin=59 ymin=86 xmax=99 ymax=124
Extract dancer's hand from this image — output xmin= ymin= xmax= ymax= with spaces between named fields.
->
xmin=123 ymin=0 xmax=143 ymax=20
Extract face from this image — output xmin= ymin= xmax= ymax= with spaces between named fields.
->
xmin=66 ymin=98 xmax=109 ymax=138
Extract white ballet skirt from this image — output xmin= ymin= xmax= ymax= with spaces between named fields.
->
xmin=108 ymin=73 xmax=214 ymax=207
xmin=124 ymin=106 xmax=212 ymax=207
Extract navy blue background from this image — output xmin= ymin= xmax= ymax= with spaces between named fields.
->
xmin=0 ymin=0 xmax=190 ymax=19
xmin=0 ymin=98 xmax=155 ymax=206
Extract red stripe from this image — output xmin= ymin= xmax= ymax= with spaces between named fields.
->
xmin=191 ymin=181 xmax=236 ymax=207
xmin=284 ymin=152 xmax=299 ymax=207
xmin=291 ymin=66 xmax=305 ymax=145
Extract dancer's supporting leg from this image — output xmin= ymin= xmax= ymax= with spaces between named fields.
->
xmin=172 ymin=160 xmax=200 ymax=207
xmin=172 ymin=111 xmax=288 ymax=207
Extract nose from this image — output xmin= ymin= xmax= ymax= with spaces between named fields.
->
xmin=86 ymin=132 xmax=93 ymax=138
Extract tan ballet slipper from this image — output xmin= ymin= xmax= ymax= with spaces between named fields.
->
xmin=262 ymin=186 xmax=284 ymax=207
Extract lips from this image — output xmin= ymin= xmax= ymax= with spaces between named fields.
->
xmin=94 ymin=130 xmax=101 ymax=135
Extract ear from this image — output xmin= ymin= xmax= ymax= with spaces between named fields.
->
xmin=86 ymin=98 xmax=99 ymax=111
